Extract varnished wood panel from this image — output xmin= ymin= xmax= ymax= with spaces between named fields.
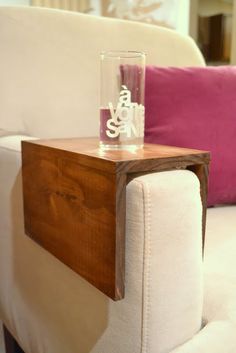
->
xmin=22 ymin=138 xmax=210 ymax=300
xmin=188 ymin=163 xmax=209 ymax=252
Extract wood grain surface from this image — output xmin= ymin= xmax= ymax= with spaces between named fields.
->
xmin=22 ymin=137 xmax=210 ymax=300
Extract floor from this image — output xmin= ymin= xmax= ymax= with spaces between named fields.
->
xmin=0 ymin=324 xmax=5 ymax=353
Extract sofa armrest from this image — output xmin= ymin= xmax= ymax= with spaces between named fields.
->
xmin=0 ymin=134 xmax=38 ymax=152
xmin=132 ymin=171 xmax=203 ymax=353
xmin=0 ymin=137 xmax=203 ymax=353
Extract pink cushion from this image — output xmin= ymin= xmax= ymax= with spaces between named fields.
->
xmin=145 ymin=66 xmax=236 ymax=206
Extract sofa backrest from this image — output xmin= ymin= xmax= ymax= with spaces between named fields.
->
xmin=0 ymin=6 xmax=205 ymax=138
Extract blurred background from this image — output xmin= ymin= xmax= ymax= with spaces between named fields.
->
xmin=0 ymin=0 xmax=235 ymax=65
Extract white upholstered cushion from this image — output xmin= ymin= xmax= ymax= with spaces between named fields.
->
xmin=0 ymin=135 xmax=203 ymax=353
xmin=0 ymin=6 xmax=204 ymax=138
xmin=0 ymin=129 xmax=21 ymax=138
xmin=171 ymin=205 xmax=236 ymax=353
xmin=0 ymin=135 xmax=37 ymax=151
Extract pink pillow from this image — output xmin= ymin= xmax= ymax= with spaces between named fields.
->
xmin=145 ymin=66 xmax=236 ymax=206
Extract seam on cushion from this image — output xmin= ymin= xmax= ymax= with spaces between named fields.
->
xmin=131 ymin=179 xmax=145 ymax=353
xmin=133 ymin=179 xmax=152 ymax=353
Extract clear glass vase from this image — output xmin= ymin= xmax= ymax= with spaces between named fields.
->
xmin=100 ymin=50 xmax=146 ymax=150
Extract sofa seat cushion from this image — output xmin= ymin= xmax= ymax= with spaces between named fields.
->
xmin=170 ymin=206 xmax=236 ymax=353
xmin=203 ymin=205 xmax=236 ymax=324
xmin=204 ymin=206 xmax=236 ymax=279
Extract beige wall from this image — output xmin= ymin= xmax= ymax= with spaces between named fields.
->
xmin=231 ymin=0 xmax=236 ymax=64
xmin=0 ymin=0 xmax=29 ymax=3
xmin=224 ymin=14 xmax=232 ymax=61
xmin=199 ymin=0 xmax=232 ymax=17
xmin=31 ymin=0 xmax=90 ymax=12
xmin=189 ymin=0 xmax=199 ymax=41
xmin=189 ymin=0 xmax=236 ymax=63
xmin=102 ymin=0 xmax=190 ymax=35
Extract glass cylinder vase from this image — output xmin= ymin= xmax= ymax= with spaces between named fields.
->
xmin=100 ymin=50 xmax=146 ymax=150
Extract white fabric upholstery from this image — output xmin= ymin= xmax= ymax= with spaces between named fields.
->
xmin=171 ymin=206 xmax=236 ymax=353
xmin=0 ymin=135 xmax=203 ymax=353
xmin=0 ymin=135 xmax=38 ymax=151
xmin=171 ymin=321 xmax=236 ymax=353
xmin=0 ymin=129 xmax=22 ymax=138
xmin=0 ymin=6 xmax=205 ymax=138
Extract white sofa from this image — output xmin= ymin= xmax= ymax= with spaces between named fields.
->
xmin=0 ymin=6 xmax=236 ymax=353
